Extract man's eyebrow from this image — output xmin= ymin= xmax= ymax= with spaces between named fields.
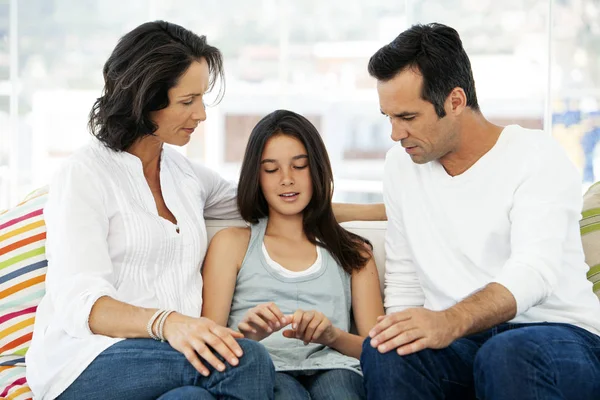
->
xmin=381 ymin=110 xmax=418 ymax=118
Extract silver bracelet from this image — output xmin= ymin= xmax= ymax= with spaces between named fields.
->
xmin=146 ymin=309 xmax=164 ymax=340
xmin=157 ymin=310 xmax=175 ymax=342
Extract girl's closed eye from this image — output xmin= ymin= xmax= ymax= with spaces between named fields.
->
xmin=182 ymin=99 xmax=194 ymax=105
xmin=293 ymin=165 xmax=308 ymax=170
xmin=264 ymin=168 xmax=278 ymax=173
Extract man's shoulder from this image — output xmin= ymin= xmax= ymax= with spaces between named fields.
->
xmin=500 ymin=125 xmax=581 ymax=190
xmin=503 ymin=124 xmax=555 ymax=150
xmin=503 ymin=124 xmax=571 ymax=163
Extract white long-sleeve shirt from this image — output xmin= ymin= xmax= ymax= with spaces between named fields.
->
xmin=383 ymin=124 xmax=600 ymax=335
xmin=26 ymin=140 xmax=239 ymax=399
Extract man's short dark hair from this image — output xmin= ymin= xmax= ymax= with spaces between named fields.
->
xmin=368 ymin=23 xmax=479 ymax=118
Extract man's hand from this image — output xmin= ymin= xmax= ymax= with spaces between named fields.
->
xmin=368 ymin=308 xmax=463 ymax=356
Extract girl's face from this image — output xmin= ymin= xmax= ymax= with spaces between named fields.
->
xmin=259 ymin=134 xmax=313 ymax=218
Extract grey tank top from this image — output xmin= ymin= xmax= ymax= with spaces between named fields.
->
xmin=227 ymin=218 xmax=361 ymax=375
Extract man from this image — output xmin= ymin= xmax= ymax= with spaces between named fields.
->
xmin=360 ymin=23 xmax=600 ymax=400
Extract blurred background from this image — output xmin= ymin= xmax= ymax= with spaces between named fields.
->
xmin=0 ymin=0 xmax=599 ymax=209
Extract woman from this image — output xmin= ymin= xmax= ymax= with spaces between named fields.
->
xmin=202 ymin=110 xmax=385 ymax=399
xmin=25 ymin=21 xmax=277 ymax=400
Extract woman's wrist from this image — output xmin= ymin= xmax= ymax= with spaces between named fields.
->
xmin=160 ymin=311 xmax=181 ymax=342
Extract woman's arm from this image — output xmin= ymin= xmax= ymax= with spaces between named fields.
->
xmin=89 ymin=296 xmax=245 ymax=375
xmin=201 ymin=227 xmax=250 ymax=326
xmin=44 ymin=159 xmax=120 ymax=339
xmin=89 ymin=296 xmax=160 ymax=337
xmin=332 ymin=203 xmax=387 ymax=223
xmin=47 ymin=159 xmax=243 ymax=376
xmin=190 ymin=161 xmax=240 ymax=220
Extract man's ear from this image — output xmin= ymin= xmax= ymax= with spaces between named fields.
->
xmin=447 ymin=87 xmax=467 ymax=116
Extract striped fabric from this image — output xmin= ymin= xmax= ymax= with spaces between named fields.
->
xmin=580 ymin=182 xmax=600 ymax=300
xmin=0 ymin=188 xmax=48 ymax=400
xmin=0 ymin=365 xmax=31 ymax=400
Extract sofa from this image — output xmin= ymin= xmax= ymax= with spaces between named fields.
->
xmin=1 ymin=184 xmax=599 ymax=399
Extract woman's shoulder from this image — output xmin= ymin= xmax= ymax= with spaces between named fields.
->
xmin=51 ymin=142 xmax=102 ymax=180
xmin=59 ymin=140 xmax=115 ymax=171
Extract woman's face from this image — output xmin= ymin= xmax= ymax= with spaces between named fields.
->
xmin=150 ymin=58 xmax=209 ymax=146
xmin=259 ymin=134 xmax=313 ymax=218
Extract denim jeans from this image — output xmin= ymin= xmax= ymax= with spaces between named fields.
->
xmin=274 ymin=369 xmax=365 ymax=400
xmin=57 ymin=338 xmax=275 ymax=400
xmin=360 ymin=322 xmax=600 ymax=400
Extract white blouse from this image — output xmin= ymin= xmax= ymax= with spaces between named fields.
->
xmin=26 ymin=140 xmax=239 ymax=400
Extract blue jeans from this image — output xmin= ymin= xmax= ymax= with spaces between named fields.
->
xmin=274 ymin=369 xmax=365 ymax=400
xmin=58 ymin=338 xmax=275 ymax=400
xmin=360 ymin=322 xmax=600 ymax=400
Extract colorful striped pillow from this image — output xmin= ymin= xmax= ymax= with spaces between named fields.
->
xmin=0 ymin=364 xmax=32 ymax=400
xmin=580 ymin=182 xmax=600 ymax=300
xmin=0 ymin=189 xmax=48 ymax=360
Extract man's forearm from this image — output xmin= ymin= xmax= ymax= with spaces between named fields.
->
xmin=332 ymin=203 xmax=387 ymax=223
xmin=445 ymin=283 xmax=517 ymax=339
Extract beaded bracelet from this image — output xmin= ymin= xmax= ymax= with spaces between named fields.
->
xmin=157 ymin=310 xmax=175 ymax=342
xmin=146 ymin=309 xmax=164 ymax=340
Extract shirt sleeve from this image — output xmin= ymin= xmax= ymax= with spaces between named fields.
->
xmin=43 ymin=159 xmax=118 ymax=338
xmin=492 ymin=141 xmax=583 ymax=315
xmin=383 ymin=151 xmax=426 ymax=313
xmin=190 ymin=162 xmax=240 ymax=220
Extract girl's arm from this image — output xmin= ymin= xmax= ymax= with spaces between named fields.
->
xmin=350 ymin=255 xmax=385 ymax=337
xmin=201 ymin=227 xmax=250 ymax=326
xmin=330 ymin=256 xmax=384 ymax=358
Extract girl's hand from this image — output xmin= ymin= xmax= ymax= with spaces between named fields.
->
xmin=282 ymin=309 xmax=340 ymax=346
xmin=238 ymin=302 xmax=290 ymax=341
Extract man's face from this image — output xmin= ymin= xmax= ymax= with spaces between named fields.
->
xmin=377 ymin=68 xmax=457 ymax=164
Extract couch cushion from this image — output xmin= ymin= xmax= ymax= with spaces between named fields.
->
xmin=0 ymin=364 xmax=32 ymax=399
xmin=580 ymin=182 xmax=600 ymax=299
xmin=0 ymin=189 xmax=48 ymax=360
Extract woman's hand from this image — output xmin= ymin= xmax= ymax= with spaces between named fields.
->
xmin=238 ymin=302 xmax=290 ymax=342
xmin=282 ymin=309 xmax=340 ymax=346
xmin=163 ymin=313 xmax=244 ymax=377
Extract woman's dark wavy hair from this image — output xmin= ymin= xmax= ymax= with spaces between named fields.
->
xmin=238 ymin=110 xmax=371 ymax=274
xmin=89 ymin=20 xmax=225 ymax=151
xmin=368 ymin=23 xmax=479 ymax=118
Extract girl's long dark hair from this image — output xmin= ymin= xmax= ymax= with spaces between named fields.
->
xmin=237 ymin=110 xmax=371 ymax=273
